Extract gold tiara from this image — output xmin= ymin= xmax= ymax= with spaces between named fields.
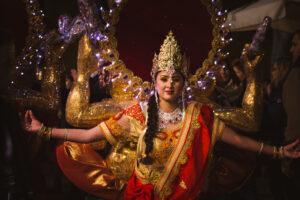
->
xmin=151 ymin=31 xmax=187 ymax=79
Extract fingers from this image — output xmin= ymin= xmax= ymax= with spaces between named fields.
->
xmin=24 ymin=110 xmax=30 ymax=123
xmin=29 ymin=110 xmax=36 ymax=120
xmin=284 ymin=139 xmax=300 ymax=158
xmin=285 ymin=139 xmax=299 ymax=150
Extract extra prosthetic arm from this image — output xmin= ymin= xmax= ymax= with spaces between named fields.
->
xmin=213 ymin=45 xmax=263 ymax=132
xmin=65 ymin=35 xmax=128 ymax=128
xmin=9 ymin=32 xmax=66 ymax=112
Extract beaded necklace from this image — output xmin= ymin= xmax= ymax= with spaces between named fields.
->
xmin=158 ymin=107 xmax=183 ymax=130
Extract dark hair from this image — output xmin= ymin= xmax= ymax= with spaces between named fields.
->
xmin=140 ymin=94 xmax=158 ymax=165
xmin=272 ymin=57 xmax=292 ymax=88
xmin=141 ymin=71 xmax=185 ymax=165
xmin=217 ymin=59 xmax=240 ymax=87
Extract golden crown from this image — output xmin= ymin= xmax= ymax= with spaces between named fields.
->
xmin=151 ymin=31 xmax=187 ymax=79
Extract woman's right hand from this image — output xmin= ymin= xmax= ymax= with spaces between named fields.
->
xmin=24 ymin=110 xmax=42 ymax=133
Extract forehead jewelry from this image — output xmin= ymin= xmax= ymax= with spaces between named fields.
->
xmin=167 ymin=65 xmax=176 ymax=83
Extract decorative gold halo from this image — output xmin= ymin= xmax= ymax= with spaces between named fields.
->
xmin=99 ymin=0 xmax=231 ymax=100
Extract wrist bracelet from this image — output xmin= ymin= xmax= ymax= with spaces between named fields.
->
xmin=64 ymin=128 xmax=69 ymax=141
xmin=258 ymin=142 xmax=264 ymax=155
xmin=278 ymin=146 xmax=284 ymax=159
xmin=46 ymin=127 xmax=52 ymax=141
xmin=37 ymin=123 xmax=46 ymax=137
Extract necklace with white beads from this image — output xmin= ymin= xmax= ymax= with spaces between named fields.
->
xmin=158 ymin=107 xmax=183 ymax=130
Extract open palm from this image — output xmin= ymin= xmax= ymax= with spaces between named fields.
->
xmin=24 ymin=110 xmax=42 ymax=132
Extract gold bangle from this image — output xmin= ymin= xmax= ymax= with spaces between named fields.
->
xmin=37 ymin=123 xmax=46 ymax=137
xmin=64 ymin=128 xmax=69 ymax=141
xmin=46 ymin=128 xmax=52 ymax=141
xmin=258 ymin=142 xmax=264 ymax=155
xmin=278 ymin=146 xmax=284 ymax=159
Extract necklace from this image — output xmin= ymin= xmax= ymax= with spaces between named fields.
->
xmin=158 ymin=107 xmax=183 ymax=130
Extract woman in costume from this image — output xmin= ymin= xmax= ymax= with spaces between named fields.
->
xmin=24 ymin=32 xmax=300 ymax=200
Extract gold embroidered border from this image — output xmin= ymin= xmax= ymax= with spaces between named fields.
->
xmin=99 ymin=121 xmax=117 ymax=145
xmin=154 ymin=102 xmax=201 ymax=199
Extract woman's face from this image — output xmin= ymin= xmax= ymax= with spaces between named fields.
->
xmin=155 ymin=71 xmax=184 ymax=104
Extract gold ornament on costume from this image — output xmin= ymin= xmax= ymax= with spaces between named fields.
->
xmin=151 ymin=31 xmax=188 ymax=80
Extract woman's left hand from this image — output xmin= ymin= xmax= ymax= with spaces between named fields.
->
xmin=24 ymin=110 xmax=42 ymax=133
xmin=283 ymin=139 xmax=300 ymax=159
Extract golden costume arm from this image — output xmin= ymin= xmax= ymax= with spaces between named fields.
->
xmin=10 ymin=31 xmax=66 ymax=112
xmin=65 ymin=35 xmax=127 ymax=128
xmin=213 ymin=48 xmax=263 ymax=132
xmin=194 ymin=46 xmax=263 ymax=132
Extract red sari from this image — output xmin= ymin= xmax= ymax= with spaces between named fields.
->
xmin=57 ymin=102 xmax=224 ymax=199
xmin=122 ymin=102 xmax=224 ymax=199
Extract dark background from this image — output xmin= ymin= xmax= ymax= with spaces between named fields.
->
xmin=0 ymin=0 xmax=264 ymax=82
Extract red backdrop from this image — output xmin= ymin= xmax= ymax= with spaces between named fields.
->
xmin=115 ymin=0 xmax=213 ymax=81
xmin=1 ymin=0 xmax=213 ymax=81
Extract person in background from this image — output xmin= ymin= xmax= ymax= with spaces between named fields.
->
xmin=89 ymin=67 xmax=111 ymax=103
xmin=231 ymin=58 xmax=247 ymax=87
xmin=260 ymin=57 xmax=292 ymax=200
xmin=0 ymin=29 xmax=31 ymax=200
xmin=212 ymin=59 xmax=245 ymax=107
xmin=281 ymin=29 xmax=300 ymax=200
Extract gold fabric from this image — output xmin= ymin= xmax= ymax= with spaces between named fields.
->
xmin=62 ymin=142 xmax=124 ymax=191
xmin=194 ymin=45 xmax=263 ymax=132
xmin=9 ymin=31 xmax=67 ymax=112
xmin=65 ymin=35 xmax=133 ymax=128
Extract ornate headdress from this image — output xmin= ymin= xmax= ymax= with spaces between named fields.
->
xmin=151 ymin=31 xmax=188 ymax=81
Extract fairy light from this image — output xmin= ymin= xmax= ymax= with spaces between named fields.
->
xmin=111 ymin=73 xmax=122 ymax=82
xmin=134 ymin=87 xmax=143 ymax=99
